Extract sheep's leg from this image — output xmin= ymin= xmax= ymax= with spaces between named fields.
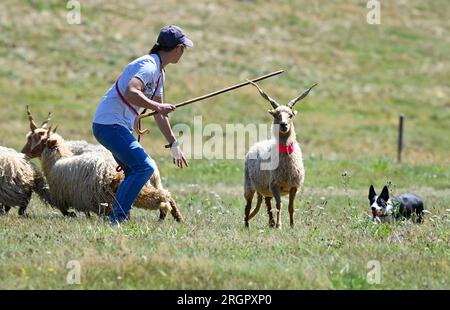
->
xmin=84 ymin=211 xmax=91 ymax=218
xmin=265 ymin=197 xmax=275 ymax=228
xmin=270 ymin=185 xmax=282 ymax=229
xmin=244 ymin=190 xmax=255 ymax=228
xmin=169 ymin=200 xmax=183 ymax=222
xmin=288 ymin=187 xmax=297 ymax=228
xmin=248 ymin=194 xmax=263 ymax=221
xmin=159 ymin=210 xmax=167 ymax=221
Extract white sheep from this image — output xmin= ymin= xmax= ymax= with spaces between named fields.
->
xmin=244 ymin=81 xmax=317 ymax=228
xmin=0 ymin=146 xmax=51 ymax=216
xmin=22 ymin=125 xmax=182 ymax=221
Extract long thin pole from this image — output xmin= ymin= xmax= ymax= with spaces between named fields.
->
xmin=135 ymin=70 xmax=284 ymax=134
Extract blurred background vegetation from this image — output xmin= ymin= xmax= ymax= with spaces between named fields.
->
xmin=0 ymin=0 xmax=449 ymax=185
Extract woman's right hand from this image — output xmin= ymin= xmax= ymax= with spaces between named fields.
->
xmin=157 ymin=103 xmax=176 ymax=115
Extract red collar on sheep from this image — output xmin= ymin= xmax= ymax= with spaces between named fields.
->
xmin=277 ymin=142 xmax=295 ymax=155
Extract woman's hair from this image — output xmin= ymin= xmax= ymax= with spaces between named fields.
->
xmin=149 ymin=43 xmax=175 ymax=55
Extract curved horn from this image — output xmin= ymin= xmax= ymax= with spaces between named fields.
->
xmin=26 ymin=105 xmax=38 ymax=132
xmin=287 ymin=83 xmax=318 ymax=108
xmin=41 ymin=112 xmax=52 ymax=129
xmin=247 ymin=80 xmax=279 ymax=109
xmin=46 ymin=125 xmax=52 ymax=137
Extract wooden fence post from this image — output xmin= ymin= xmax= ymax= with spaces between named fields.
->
xmin=398 ymin=113 xmax=404 ymax=163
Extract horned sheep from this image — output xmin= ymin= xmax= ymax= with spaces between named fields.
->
xmin=244 ymin=81 xmax=317 ymax=229
xmin=22 ymin=106 xmax=162 ymax=190
xmin=21 ymin=124 xmax=182 ymax=221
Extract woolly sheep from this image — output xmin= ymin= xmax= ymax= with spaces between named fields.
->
xmin=244 ymin=81 xmax=317 ymax=228
xmin=22 ymin=106 xmax=162 ymax=189
xmin=0 ymin=146 xmax=51 ymax=216
xmin=22 ymin=126 xmax=182 ymax=221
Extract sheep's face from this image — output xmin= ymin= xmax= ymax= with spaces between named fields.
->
xmin=269 ymin=106 xmax=297 ymax=135
xmin=22 ymin=128 xmax=49 ymax=158
xmin=22 ymin=107 xmax=52 ymax=158
xmin=45 ymin=134 xmax=60 ymax=150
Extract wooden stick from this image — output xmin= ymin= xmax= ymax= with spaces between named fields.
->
xmin=135 ymin=70 xmax=284 ymax=134
xmin=398 ymin=113 xmax=404 ymax=163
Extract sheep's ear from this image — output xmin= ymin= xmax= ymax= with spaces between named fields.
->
xmin=368 ymin=185 xmax=376 ymax=200
xmin=380 ymin=186 xmax=389 ymax=201
xmin=292 ymin=110 xmax=298 ymax=116
xmin=268 ymin=109 xmax=276 ymax=117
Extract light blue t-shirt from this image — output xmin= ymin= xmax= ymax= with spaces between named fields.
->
xmin=93 ymin=54 xmax=164 ymax=131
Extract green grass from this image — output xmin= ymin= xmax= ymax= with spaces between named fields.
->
xmin=0 ymin=182 xmax=448 ymax=289
xmin=1 ymin=157 xmax=449 ymax=289
xmin=0 ymin=0 xmax=449 ymax=289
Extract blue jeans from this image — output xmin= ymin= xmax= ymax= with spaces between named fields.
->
xmin=92 ymin=123 xmax=155 ymax=223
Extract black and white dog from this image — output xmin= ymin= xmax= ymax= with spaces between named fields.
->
xmin=368 ymin=185 xmax=424 ymax=223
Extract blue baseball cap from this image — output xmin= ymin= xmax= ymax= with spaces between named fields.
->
xmin=157 ymin=25 xmax=194 ymax=49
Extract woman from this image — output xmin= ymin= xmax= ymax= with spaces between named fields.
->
xmin=92 ymin=25 xmax=192 ymax=224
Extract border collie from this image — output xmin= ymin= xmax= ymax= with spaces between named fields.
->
xmin=368 ymin=185 xmax=424 ymax=223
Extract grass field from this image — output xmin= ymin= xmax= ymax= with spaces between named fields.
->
xmin=0 ymin=0 xmax=449 ymax=289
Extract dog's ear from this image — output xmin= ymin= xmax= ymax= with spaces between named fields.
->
xmin=368 ymin=185 xmax=376 ymax=200
xmin=380 ymin=186 xmax=389 ymax=201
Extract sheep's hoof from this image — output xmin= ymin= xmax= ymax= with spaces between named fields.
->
xmin=269 ymin=220 xmax=276 ymax=228
xmin=159 ymin=211 xmax=167 ymax=221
